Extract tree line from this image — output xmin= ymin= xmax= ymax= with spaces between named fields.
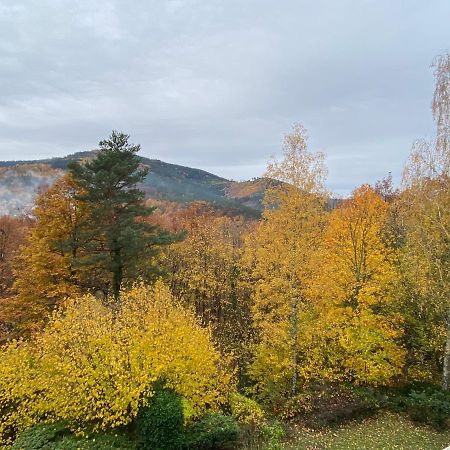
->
xmin=0 ymin=53 xmax=448 ymax=447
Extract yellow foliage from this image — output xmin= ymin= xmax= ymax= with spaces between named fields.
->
xmin=163 ymin=209 xmax=253 ymax=361
xmin=318 ymin=185 xmax=405 ymax=384
xmin=399 ymin=140 xmax=449 ymax=383
xmin=243 ymin=124 xmax=329 ymax=400
xmin=229 ymin=392 xmax=266 ymax=427
xmin=165 ymin=214 xmax=243 ymax=315
xmin=323 ymin=186 xmax=399 ymax=307
xmin=10 ymin=174 xmax=94 ymax=336
xmin=0 ymin=282 xmax=232 ymax=445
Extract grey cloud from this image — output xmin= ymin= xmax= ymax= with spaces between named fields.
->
xmin=0 ymin=0 xmax=448 ymax=194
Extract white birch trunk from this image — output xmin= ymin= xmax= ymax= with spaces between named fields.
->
xmin=291 ymin=298 xmax=298 ymax=397
xmin=443 ymin=308 xmax=450 ymax=390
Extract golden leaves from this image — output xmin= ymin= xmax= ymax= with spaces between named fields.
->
xmin=320 ymin=185 xmax=405 ymax=384
xmin=0 ymin=282 xmax=232 ymax=445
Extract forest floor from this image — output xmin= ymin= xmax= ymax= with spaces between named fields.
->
xmin=285 ymin=412 xmax=450 ymax=450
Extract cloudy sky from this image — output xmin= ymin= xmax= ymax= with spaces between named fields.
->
xmin=0 ymin=0 xmax=448 ymax=194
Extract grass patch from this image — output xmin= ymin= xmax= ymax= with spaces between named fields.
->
xmin=286 ymin=412 xmax=450 ymax=450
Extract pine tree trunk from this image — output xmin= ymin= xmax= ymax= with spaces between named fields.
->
xmin=443 ymin=308 xmax=450 ymax=390
xmin=291 ymin=298 xmax=298 ymax=397
xmin=112 ymin=243 xmax=123 ymax=303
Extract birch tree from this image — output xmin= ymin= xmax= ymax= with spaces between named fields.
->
xmin=245 ymin=124 xmax=328 ymax=401
xmin=400 ymin=53 xmax=450 ymax=388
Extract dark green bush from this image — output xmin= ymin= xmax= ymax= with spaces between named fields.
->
xmin=345 ymin=383 xmax=450 ymax=430
xmin=135 ymin=385 xmax=184 ymax=450
xmin=405 ymin=388 xmax=450 ymax=429
xmin=183 ymin=413 xmax=239 ymax=450
xmin=52 ymin=432 xmax=135 ymax=449
xmin=376 ymin=383 xmax=450 ymax=429
xmin=12 ymin=423 xmax=135 ymax=449
xmin=134 ymin=384 xmax=239 ymax=449
xmin=12 ymin=423 xmax=67 ymax=449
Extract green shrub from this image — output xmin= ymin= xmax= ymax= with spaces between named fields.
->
xmin=261 ymin=421 xmax=285 ymax=450
xmin=12 ymin=423 xmax=67 ymax=449
xmin=378 ymin=383 xmax=450 ymax=429
xmin=12 ymin=423 xmax=135 ymax=449
xmin=135 ymin=385 xmax=184 ymax=450
xmin=183 ymin=413 xmax=239 ymax=450
xmin=405 ymin=389 xmax=450 ymax=429
xmin=52 ymin=432 xmax=135 ymax=449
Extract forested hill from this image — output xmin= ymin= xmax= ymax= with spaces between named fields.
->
xmin=0 ymin=152 xmax=269 ymax=216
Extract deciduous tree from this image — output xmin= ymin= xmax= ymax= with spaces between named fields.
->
xmin=162 ymin=203 xmax=253 ymax=375
xmin=245 ymin=124 xmax=328 ymax=401
xmin=399 ymin=52 xmax=449 ymax=388
xmin=5 ymin=174 xmax=90 ymax=338
xmin=0 ymin=283 xmax=232 ymax=445
xmin=0 ymin=216 xmax=28 ymax=297
xmin=319 ymin=185 xmax=405 ymax=384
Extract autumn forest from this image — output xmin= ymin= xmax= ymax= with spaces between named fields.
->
xmin=0 ymin=55 xmax=449 ymax=449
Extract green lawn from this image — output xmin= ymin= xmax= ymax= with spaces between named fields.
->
xmin=286 ymin=413 xmax=450 ymax=450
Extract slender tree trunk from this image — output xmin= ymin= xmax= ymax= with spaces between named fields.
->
xmin=443 ymin=307 xmax=450 ymax=390
xmin=112 ymin=243 xmax=123 ymax=303
xmin=291 ymin=297 xmax=298 ymax=397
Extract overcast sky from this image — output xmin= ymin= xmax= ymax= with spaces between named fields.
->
xmin=0 ymin=1 xmax=448 ymax=194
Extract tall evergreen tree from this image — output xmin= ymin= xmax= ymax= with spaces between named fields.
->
xmin=69 ymin=131 xmax=175 ymax=301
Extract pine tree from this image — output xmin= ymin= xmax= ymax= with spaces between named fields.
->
xmin=69 ymin=131 xmax=175 ymax=301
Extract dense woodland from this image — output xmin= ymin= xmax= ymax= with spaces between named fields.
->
xmin=0 ymin=54 xmax=448 ymax=449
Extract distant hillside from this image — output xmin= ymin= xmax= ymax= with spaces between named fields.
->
xmin=0 ymin=152 xmax=267 ymax=216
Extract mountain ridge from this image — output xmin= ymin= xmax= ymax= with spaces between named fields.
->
xmin=0 ymin=152 xmax=267 ymax=216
